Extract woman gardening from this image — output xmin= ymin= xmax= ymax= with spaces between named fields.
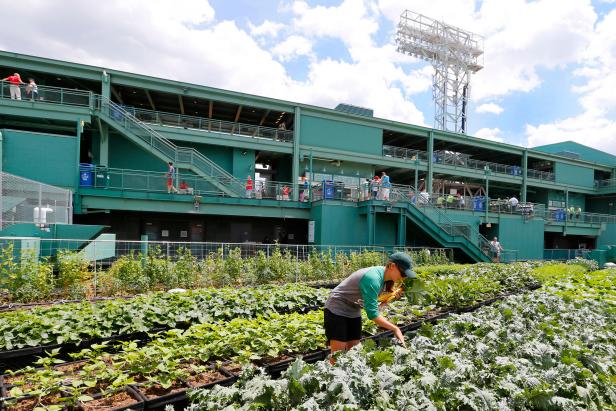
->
xmin=323 ymin=252 xmax=415 ymax=363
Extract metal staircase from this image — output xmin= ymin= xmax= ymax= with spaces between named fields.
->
xmin=390 ymin=187 xmax=492 ymax=262
xmin=95 ymin=97 xmax=244 ymax=197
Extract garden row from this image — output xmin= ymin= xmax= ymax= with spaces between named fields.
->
xmin=0 ymin=262 xmax=532 ymax=357
xmin=189 ymin=265 xmax=616 ymax=410
xmin=0 ymin=262 xmax=543 ymax=410
xmin=0 ymin=284 xmax=329 ymax=363
xmin=0 ymin=246 xmax=452 ymax=304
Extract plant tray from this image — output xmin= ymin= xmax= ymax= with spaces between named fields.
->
xmin=299 ymin=349 xmax=329 ymax=364
xmin=78 ymin=386 xmax=145 ymax=411
xmin=183 ymin=367 xmax=235 ymax=389
xmin=132 ymin=382 xmax=189 ymax=411
xmin=254 ymin=354 xmax=296 ymax=375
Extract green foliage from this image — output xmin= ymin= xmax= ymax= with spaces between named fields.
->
xmin=106 ymin=251 xmax=149 ymax=294
xmin=0 ymin=244 xmax=55 ymax=303
xmin=56 ymin=250 xmax=90 ymax=299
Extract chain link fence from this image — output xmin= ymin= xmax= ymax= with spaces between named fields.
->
xmin=0 ymin=172 xmax=73 ymax=230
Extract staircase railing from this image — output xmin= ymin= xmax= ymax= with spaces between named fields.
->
xmin=95 ymin=97 xmax=244 ymax=196
xmin=389 ymin=185 xmax=491 ymax=259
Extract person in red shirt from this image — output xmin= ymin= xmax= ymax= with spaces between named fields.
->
xmin=245 ymin=175 xmax=253 ymax=198
xmin=281 ymin=185 xmax=290 ymax=200
xmin=2 ymin=73 xmax=25 ymax=100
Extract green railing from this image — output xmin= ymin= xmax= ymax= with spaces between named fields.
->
xmin=0 ymin=80 xmax=91 ymax=106
xmin=389 ymin=185 xmax=492 ymax=260
xmin=81 ymin=166 xmax=302 ymax=202
xmin=125 ymin=107 xmax=294 ymax=143
xmin=95 ymin=97 xmax=245 ymax=197
xmin=382 ymin=144 xmax=554 ymax=181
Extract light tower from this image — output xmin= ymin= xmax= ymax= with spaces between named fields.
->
xmin=396 ymin=10 xmax=484 ymax=134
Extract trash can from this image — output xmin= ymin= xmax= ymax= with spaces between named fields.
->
xmin=79 ymin=163 xmax=94 ymax=187
xmin=323 ymin=180 xmax=335 ymax=200
xmin=472 ymin=196 xmax=485 ymax=211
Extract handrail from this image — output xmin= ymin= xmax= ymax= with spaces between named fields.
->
xmin=0 ymin=80 xmax=92 ymax=106
xmin=388 ymin=185 xmax=492 ymax=259
xmin=124 ymin=106 xmax=294 ymax=143
xmin=382 ymin=144 xmax=555 ymax=181
xmin=95 ymin=96 xmax=245 ymax=196
xmin=82 ymin=166 xmax=302 ymax=201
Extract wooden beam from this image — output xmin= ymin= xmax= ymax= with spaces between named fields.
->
xmin=231 ymin=105 xmax=242 ymax=134
xmin=253 ymin=109 xmax=270 ymax=136
xmin=144 ymin=89 xmax=156 ymax=111
xmin=111 ymin=86 xmax=124 ymax=104
xmin=178 ymin=95 xmax=185 ymax=115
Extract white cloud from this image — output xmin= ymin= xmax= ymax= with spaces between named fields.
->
xmin=271 ymin=35 xmax=313 ymax=62
xmin=291 ymin=0 xmax=380 ymax=53
xmin=526 ymin=113 xmax=616 ymax=155
xmin=377 ymin=0 xmax=597 ymax=100
xmin=476 ymin=103 xmax=504 ymax=115
xmin=248 ymin=20 xmax=286 ymax=38
xmin=474 ymin=127 xmax=505 ymax=143
xmin=524 ymin=8 xmax=616 ymax=156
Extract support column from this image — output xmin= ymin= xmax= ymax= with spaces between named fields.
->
xmin=75 ymin=119 xmax=83 ymax=190
xmin=521 ymin=149 xmax=528 ymax=203
xmin=292 ymin=106 xmax=301 ymax=201
xmin=99 ymin=71 xmax=111 ymax=166
xmin=427 ymin=131 xmax=434 ymax=194
xmin=367 ymin=206 xmax=375 ymax=245
xmin=397 ymin=212 xmax=406 ymax=246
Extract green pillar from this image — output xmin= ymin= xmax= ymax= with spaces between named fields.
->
xmin=292 ymin=106 xmax=301 ymax=201
xmin=75 ymin=119 xmax=83 ymax=190
xmin=427 ymin=131 xmax=434 ymax=194
xmin=397 ymin=212 xmax=406 ymax=246
xmin=414 ymin=158 xmax=419 ymax=191
xmin=0 ymin=130 xmax=3 ymax=172
xmin=521 ymin=149 xmax=528 ymax=203
xmin=99 ymin=70 xmax=111 ymax=165
xmin=367 ymin=206 xmax=375 ymax=245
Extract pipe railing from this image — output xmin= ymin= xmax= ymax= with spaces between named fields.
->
xmin=125 ymin=106 xmax=294 ymax=143
xmin=0 ymin=80 xmax=91 ymax=106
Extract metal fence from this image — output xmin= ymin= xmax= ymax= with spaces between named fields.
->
xmin=0 ymin=172 xmax=73 ymax=229
xmin=543 ymin=249 xmax=591 ymax=261
xmin=0 ymin=238 xmax=454 ymax=264
xmin=125 ymin=106 xmax=294 ymax=143
xmin=0 ymin=80 xmax=91 ymax=106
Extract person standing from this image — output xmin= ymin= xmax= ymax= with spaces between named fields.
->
xmin=324 ymin=252 xmax=416 ymax=363
xmin=245 ymin=175 xmax=253 ymax=198
xmin=25 ymin=78 xmax=38 ymax=100
xmin=166 ymin=162 xmax=178 ymax=193
xmin=370 ymin=175 xmax=380 ymax=199
xmin=380 ymin=172 xmax=391 ymax=201
xmin=2 ymin=73 xmax=25 ymax=100
xmin=490 ymin=237 xmax=504 ymax=262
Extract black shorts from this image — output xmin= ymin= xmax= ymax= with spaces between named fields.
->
xmin=324 ymin=308 xmax=362 ymax=344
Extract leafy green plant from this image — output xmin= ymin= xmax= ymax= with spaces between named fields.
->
xmin=56 ymin=250 xmax=90 ymax=299
xmin=107 ymin=251 xmax=149 ymax=294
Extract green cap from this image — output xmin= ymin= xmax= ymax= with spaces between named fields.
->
xmin=389 ymin=252 xmax=416 ymax=278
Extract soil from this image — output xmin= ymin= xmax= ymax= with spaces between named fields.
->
xmin=4 ymin=393 xmax=62 ymax=411
xmin=80 ymin=391 xmax=139 ymax=410
xmin=257 ymin=354 xmax=293 ymax=365
xmin=185 ymin=370 xmax=227 ymax=388
xmin=223 ymin=363 xmax=243 ymax=375
xmin=139 ymin=383 xmax=187 ymax=399
xmin=55 ymin=360 xmax=87 ymax=374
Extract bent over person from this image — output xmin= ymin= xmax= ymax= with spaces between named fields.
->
xmin=323 ymin=252 xmax=416 ymax=363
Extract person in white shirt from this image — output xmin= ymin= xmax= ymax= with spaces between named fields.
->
xmin=508 ymin=196 xmax=519 ymax=212
xmin=490 ymin=237 xmax=504 ymax=262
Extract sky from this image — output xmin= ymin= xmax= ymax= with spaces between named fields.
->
xmin=0 ymin=0 xmax=615 ymax=154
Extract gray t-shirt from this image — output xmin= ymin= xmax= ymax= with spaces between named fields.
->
xmin=325 ymin=266 xmax=385 ymax=319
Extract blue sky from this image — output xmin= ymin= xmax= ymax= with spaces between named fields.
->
xmin=210 ymin=0 xmax=616 ymax=151
xmin=1 ymin=0 xmax=615 ymax=153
